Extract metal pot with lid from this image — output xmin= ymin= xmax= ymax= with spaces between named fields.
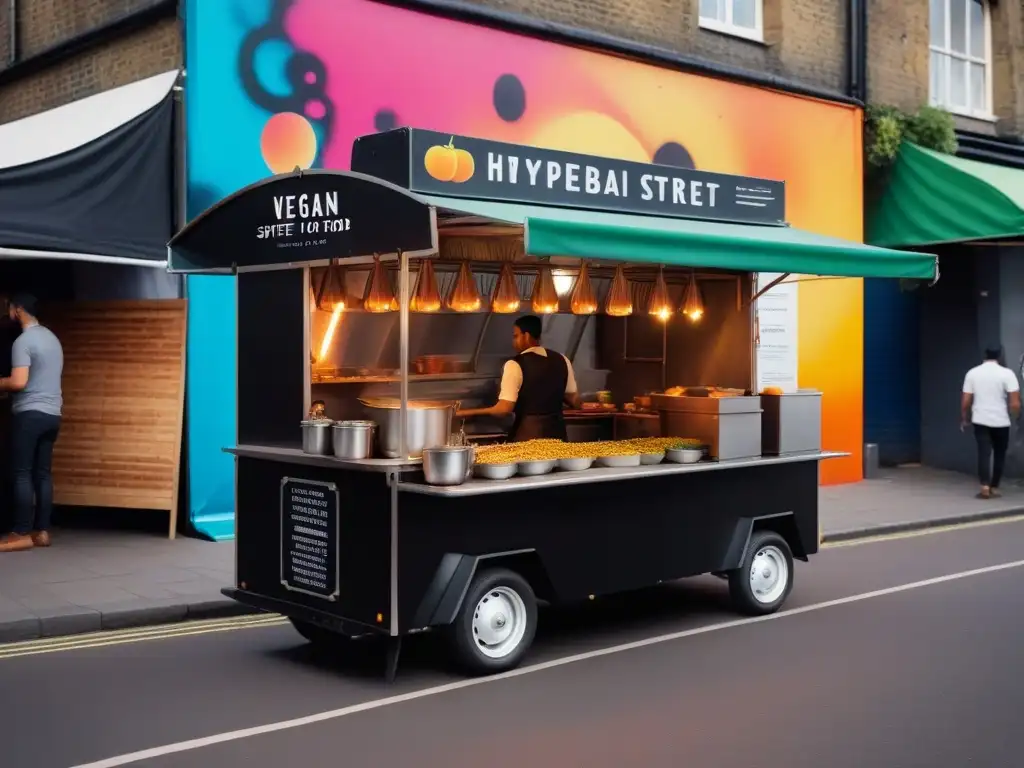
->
xmin=359 ymin=397 xmax=457 ymax=458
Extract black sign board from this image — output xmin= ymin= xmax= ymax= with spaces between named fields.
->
xmin=168 ymin=170 xmax=436 ymax=273
xmin=280 ymin=477 xmax=339 ymax=601
xmin=352 ymin=128 xmax=786 ymax=226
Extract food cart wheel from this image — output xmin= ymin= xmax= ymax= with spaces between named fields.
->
xmin=450 ymin=568 xmax=538 ymax=675
xmin=728 ymin=531 xmax=794 ymax=616
xmin=289 ymin=618 xmax=344 ymax=647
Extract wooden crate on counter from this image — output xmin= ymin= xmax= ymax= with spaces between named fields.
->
xmin=44 ymin=300 xmax=187 ymax=538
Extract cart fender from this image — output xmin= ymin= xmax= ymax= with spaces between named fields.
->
xmin=723 ymin=512 xmax=809 ymax=571
xmin=412 ymin=549 xmax=544 ymax=628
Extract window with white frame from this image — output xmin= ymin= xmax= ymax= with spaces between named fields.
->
xmin=699 ymin=0 xmax=762 ymax=42
xmin=929 ymin=0 xmax=991 ymax=117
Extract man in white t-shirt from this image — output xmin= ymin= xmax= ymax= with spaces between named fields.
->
xmin=457 ymin=315 xmax=580 ymax=441
xmin=961 ymin=347 xmax=1021 ymax=499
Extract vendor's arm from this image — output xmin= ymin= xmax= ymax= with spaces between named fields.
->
xmin=0 ymin=337 xmax=29 ymax=392
xmin=562 ymin=354 xmax=581 ymax=410
xmin=456 ymin=360 xmax=520 ymax=419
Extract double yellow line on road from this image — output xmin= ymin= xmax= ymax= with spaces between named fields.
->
xmin=2 ymin=513 xmax=1022 ymax=659
xmin=0 ymin=613 xmax=288 ymax=659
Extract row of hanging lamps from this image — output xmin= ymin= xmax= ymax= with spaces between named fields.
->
xmin=448 ymin=261 xmax=482 ymax=312
xmin=411 ymin=258 xmax=442 ymax=312
xmin=532 ymin=265 xmax=560 ymax=314
xmin=682 ymin=270 xmax=705 ymax=322
xmin=605 ymin=265 xmax=633 ymax=317
xmin=492 ymin=262 xmax=522 ymax=313
xmin=570 ymin=263 xmax=597 ymax=315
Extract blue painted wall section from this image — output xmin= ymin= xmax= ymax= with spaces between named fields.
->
xmin=184 ymin=0 xmax=289 ymax=540
xmin=863 ymin=278 xmax=921 ymax=466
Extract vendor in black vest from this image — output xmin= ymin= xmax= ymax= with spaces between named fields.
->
xmin=457 ymin=315 xmax=580 ymax=441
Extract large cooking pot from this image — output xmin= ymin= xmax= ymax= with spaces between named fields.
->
xmin=359 ymin=398 xmax=456 ymax=458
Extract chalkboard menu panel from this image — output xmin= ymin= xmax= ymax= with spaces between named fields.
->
xmin=280 ymin=477 xmax=339 ymax=600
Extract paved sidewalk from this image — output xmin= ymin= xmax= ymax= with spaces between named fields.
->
xmin=0 ymin=529 xmax=244 ymax=642
xmin=820 ymin=465 xmax=1024 ymax=542
xmin=1 ymin=465 xmax=1022 ymax=642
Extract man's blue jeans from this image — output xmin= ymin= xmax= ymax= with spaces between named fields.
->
xmin=11 ymin=410 xmax=61 ymax=535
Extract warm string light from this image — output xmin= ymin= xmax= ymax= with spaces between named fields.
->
xmin=411 ymin=258 xmax=442 ymax=312
xmin=315 ymin=262 xmax=347 ymax=311
xmin=605 ymin=265 xmax=633 ymax=317
xmin=492 ymin=262 xmax=522 ymax=313
xmin=364 ymin=254 xmax=398 ymax=312
xmin=532 ymin=265 xmax=560 ymax=314
xmin=447 ymin=261 xmax=482 ymax=312
xmin=648 ymin=266 xmax=673 ymax=322
xmin=570 ymin=263 xmax=597 ymax=315
xmin=682 ymin=272 xmax=704 ymax=322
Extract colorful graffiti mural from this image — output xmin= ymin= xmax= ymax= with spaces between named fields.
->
xmin=184 ymin=0 xmax=864 ymax=535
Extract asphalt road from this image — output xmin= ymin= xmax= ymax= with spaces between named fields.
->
xmin=2 ymin=519 xmax=1024 ymax=768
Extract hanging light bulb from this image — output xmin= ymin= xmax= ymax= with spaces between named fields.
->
xmin=447 ymin=261 xmax=482 ymax=312
xmin=604 ymin=265 xmax=633 ymax=317
xmin=552 ymin=269 xmax=575 ymax=297
xmin=648 ymin=266 xmax=673 ymax=322
xmin=364 ymin=254 xmax=398 ymax=312
xmin=315 ymin=261 xmax=347 ymax=311
xmin=491 ymin=263 xmax=522 ymax=313
xmin=411 ymin=258 xmax=442 ymax=312
xmin=532 ymin=265 xmax=560 ymax=314
xmin=681 ymin=272 xmax=705 ymax=322
xmin=570 ymin=263 xmax=597 ymax=315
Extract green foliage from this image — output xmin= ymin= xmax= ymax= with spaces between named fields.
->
xmin=865 ymin=104 xmax=958 ymax=168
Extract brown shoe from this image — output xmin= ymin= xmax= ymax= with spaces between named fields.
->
xmin=30 ymin=531 xmax=51 ymax=547
xmin=0 ymin=533 xmax=33 ymax=552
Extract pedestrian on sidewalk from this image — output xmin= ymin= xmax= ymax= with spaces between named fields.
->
xmin=961 ymin=347 xmax=1020 ymax=500
xmin=0 ymin=294 xmax=63 ymax=553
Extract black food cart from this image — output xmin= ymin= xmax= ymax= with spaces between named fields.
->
xmin=168 ymin=129 xmax=939 ymax=680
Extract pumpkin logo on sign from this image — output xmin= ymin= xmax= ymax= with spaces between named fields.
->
xmin=424 ymin=137 xmax=475 ymax=183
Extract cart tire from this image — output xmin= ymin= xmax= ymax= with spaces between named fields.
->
xmin=728 ymin=531 xmax=794 ymax=616
xmin=450 ymin=568 xmax=538 ymax=676
xmin=289 ymin=618 xmax=343 ymax=647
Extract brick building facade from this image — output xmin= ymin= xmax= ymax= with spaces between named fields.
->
xmin=868 ymin=0 xmax=1024 ymax=142
xmin=0 ymin=0 xmax=180 ymax=124
xmin=0 ymin=0 xmax=859 ymax=128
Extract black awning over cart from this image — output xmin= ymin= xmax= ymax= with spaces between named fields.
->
xmin=0 ymin=93 xmax=174 ymax=268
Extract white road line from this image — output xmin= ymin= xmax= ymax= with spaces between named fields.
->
xmin=73 ymin=557 xmax=1024 ymax=768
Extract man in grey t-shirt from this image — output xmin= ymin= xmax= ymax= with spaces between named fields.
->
xmin=0 ymin=294 xmax=63 ymax=552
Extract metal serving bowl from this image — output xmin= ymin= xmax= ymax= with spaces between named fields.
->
xmin=517 ymin=459 xmax=557 ymax=476
xmin=558 ymin=457 xmax=595 ymax=472
xmin=422 ymin=446 xmax=475 ymax=486
xmin=596 ymin=454 xmax=642 ymax=468
xmin=665 ymin=447 xmax=704 ymax=464
xmin=473 ymin=462 xmax=518 ymax=480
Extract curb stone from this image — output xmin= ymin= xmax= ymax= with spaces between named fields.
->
xmin=821 ymin=505 xmax=1024 ymax=544
xmin=4 ymin=510 xmax=1023 ymax=644
xmin=0 ymin=597 xmax=264 ymax=644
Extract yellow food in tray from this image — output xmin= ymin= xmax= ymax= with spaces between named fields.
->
xmin=473 ymin=437 xmax=700 ymax=465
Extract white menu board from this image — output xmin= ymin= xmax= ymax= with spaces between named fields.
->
xmin=755 ymin=272 xmax=798 ymax=393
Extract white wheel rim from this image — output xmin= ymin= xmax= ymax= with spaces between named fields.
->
xmin=471 ymin=586 xmax=528 ymax=659
xmin=749 ymin=545 xmax=789 ymax=604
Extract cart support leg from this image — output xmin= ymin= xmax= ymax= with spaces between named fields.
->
xmin=384 ymin=636 xmax=402 ymax=683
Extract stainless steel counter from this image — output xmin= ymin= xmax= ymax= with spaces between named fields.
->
xmin=397 ymin=450 xmax=848 ymax=497
xmin=226 ymin=444 xmax=422 ymax=472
